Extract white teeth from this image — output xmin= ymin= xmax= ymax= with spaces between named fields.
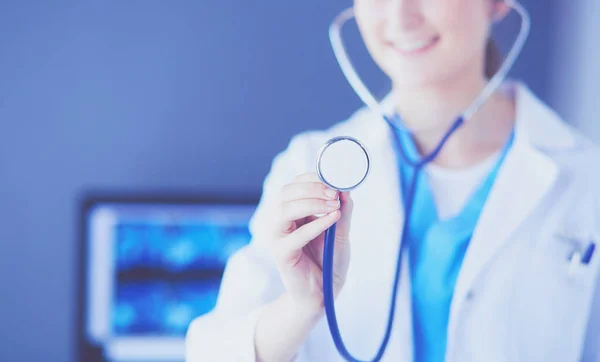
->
xmin=393 ymin=38 xmax=434 ymax=52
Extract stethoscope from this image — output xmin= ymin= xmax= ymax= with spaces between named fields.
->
xmin=315 ymin=1 xmax=531 ymax=361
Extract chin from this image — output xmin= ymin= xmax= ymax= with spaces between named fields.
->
xmin=378 ymin=46 xmax=483 ymax=90
xmin=386 ymin=66 xmax=457 ymax=89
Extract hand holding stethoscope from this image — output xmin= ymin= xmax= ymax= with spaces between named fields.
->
xmin=268 ymin=138 xmax=370 ymax=312
xmin=267 ymin=170 xmax=356 ymax=314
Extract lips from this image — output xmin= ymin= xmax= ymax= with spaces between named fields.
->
xmin=388 ymin=35 xmax=440 ymax=55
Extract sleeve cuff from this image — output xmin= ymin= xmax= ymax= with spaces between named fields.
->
xmin=186 ymin=306 xmax=264 ymax=362
xmin=224 ymin=305 xmax=310 ymax=362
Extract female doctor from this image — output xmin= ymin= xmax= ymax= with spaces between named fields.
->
xmin=186 ymin=0 xmax=600 ymax=361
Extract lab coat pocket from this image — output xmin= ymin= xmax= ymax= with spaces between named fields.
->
xmin=512 ymin=235 xmax=598 ymax=361
xmin=538 ymin=232 xmax=599 ymax=288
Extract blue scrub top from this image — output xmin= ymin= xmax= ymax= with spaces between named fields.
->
xmin=391 ymin=122 xmax=514 ymax=362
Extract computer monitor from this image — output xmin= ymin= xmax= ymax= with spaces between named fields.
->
xmin=76 ymin=193 xmax=260 ymax=362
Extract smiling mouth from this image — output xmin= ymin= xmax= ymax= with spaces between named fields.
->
xmin=388 ymin=35 xmax=440 ymax=56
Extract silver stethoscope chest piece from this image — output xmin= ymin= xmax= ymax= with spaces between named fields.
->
xmin=316 ymin=136 xmax=370 ymax=192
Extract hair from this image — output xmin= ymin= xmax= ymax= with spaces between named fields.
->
xmin=485 ymin=0 xmax=504 ymax=78
xmin=485 ymin=39 xmax=503 ymax=79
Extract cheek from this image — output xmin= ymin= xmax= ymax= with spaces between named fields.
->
xmin=414 ymin=0 xmax=492 ymax=78
xmin=354 ymin=5 xmax=389 ymax=63
xmin=433 ymin=0 xmax=491 ymax=50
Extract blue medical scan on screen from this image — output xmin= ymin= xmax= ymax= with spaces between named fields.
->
xmin=109 ymin=209 xmax=253 ymax=336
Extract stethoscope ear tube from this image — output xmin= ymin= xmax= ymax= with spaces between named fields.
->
xmin=328 ymin=1 xmax=531 ymax=128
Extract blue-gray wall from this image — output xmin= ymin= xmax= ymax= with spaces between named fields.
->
xmin=551 ymin=0 xmax=600 ymax=142
xmin=0 ymin=1 xmax=559 ymax=361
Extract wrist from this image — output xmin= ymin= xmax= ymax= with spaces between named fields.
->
xmin=282 ymin=293 xmax=325 ymax=323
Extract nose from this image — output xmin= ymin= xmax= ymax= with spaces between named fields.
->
xmin=388 ymin=0 xmax=424 ymax=31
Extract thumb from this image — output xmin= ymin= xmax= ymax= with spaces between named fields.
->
xmin=334 ymin=191 xmax=354 ymax=241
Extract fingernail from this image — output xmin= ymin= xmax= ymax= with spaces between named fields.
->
xmin=325 ymin=189 xmax=337 ymax=199
xmin=326 ymin=200 xmax=340 ymax=210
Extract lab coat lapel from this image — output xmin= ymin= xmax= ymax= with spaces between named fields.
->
xmin=448 ymin=140 xmax=558 ymax=330
xmin=448 ymin=83 xmax=571 ymax=336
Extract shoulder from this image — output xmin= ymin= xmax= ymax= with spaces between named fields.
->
xmin=533 ymin=104 xmax=600 ymax=230
xmin=545 ymin=116 xmax=600 ymax=187
xmin=549 ymin=122 xmax=600 ymax=165
xmin=515 ymin=81 xmax=600 ymax=186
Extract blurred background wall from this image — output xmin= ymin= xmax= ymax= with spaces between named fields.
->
xmin=0 ymin=1 xmax=594 ymax=361
xmin=551 ymin=0 xmax=600 ymax=141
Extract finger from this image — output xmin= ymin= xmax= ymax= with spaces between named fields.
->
xmin=335 ymin=192 xmax=354 ymax=239
xmin=284 ymin=210 xmax=341 ymax=251
xmin=279 ymin=198 xmax=341 ymax=229
xmin=280 ymin=182 xmax=338 ymax=203
xmin=339 ymin=192 xmax=354 ymax=218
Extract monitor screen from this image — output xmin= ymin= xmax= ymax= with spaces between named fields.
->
xmin=80 ymin=197 xmax=258 ymax=362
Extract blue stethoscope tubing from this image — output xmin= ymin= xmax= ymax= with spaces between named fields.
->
xmin=322 ymin=116 xmax=465 ymax=362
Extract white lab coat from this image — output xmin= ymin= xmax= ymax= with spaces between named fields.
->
xmin=186 ymin=81 xmax=600 ymax=362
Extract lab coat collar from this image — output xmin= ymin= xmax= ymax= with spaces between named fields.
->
xmin=510 ymin=81 xmax=577 ymax=150
xmin=369 ymin=80 xmax=579 ymax=152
